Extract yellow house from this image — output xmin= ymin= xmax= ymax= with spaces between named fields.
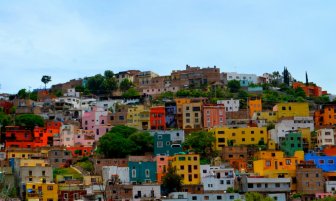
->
xmin=6 ymin=147 xmax=49 ymax=159
xmin=83 ymin=175 xmax=103 ymax=186
xmin=26 ymin=182 xmax=58 ymax=201
xmin=19 ymin=159 xmax=49 ymax=167
xmin=253 ymin=150 xmax=304 ymax=191
xmin=252 ymin=111 xmax=278 ymax=124
xmin=183 ymin=102 xmax=203 ymax=130
xmin=210 ymin=127 xmax=268 ymax=150
xmin=171 ymin=153 xmax=200 ymax=185
xmin=273 ymin=102 xmax=309 ymax=119
xmin=126 ymin=105 xmax=150 ymax=130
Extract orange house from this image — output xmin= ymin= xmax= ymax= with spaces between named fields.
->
xmin=293 ymin=82 xmax=322 ymax=97
xmin=155 ymin=155 xmax=170 ymax=184
xmin=248 ymin=98 xmax=262 ymax=118
xmin=150 ymin=106 xmax=166 ymax=130
xmin=314 ymin=104 xmax=336 ymax=127
xmin=33 ymin=121 xmax=62 ymax=147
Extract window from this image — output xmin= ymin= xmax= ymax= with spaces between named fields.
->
xmin=248 ymin=183 xmax=253 ymax=188
xmin=192 ymin=196 xmax=197 ymax=200
xmin=64 ymin=193 xmax=68 ymax=199
xmin=226 ymin=180 xmax=231 ymax=185
xmin=220 ymin=180 xmax=224 ymax=184
xmin=319 ymin=160 xmax=325 ymax=164
xmin=47 ymin=186 xmax=53 ymax=190
xmin=275 ymin=183 xmax=280 ymax=187
xmin=242 ymin=138 xmax=245 ymax=142
xmin=29 ymin=170 xmax=32 ymax=176
xmin=266 ymin=161 xmax=271 ymax=166
xmin=257 ymin=184 xmax=261 ymax=188
xmin=132 ymin=168 xmax=136 ymax=178
xmin=157 ymin=141 xmax=163 ymax=148
xmin=230 ymin=195 xmax=235 ymax=200
xmin=217 ymin=195 xmax=222 ymax=200
xmin=180 ymin=165 xmax=184 ymax=170
xmin=194 ymin=165 xmax=198 ymax=170
xmin=286 ymin=159 xmax=291 ymax=165
xmin=42 ymin=171 xmax=45 ymax=176
xmin=145 ymin=169 xmax=150 ymax=178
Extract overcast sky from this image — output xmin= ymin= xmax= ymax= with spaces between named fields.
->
xmin=0 ymin=0 xmax=335 ymax=94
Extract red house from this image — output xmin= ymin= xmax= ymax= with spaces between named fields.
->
xmin=5 ymin=126 xmax=34 ymax=148
xmin=150 ymin=106 xmax=166 ymax=130
xmin=66 ymin=146 xmax=93 ymax=157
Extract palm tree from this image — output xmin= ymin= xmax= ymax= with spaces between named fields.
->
xmin=41 ymin=75 xmax=51 ymax=90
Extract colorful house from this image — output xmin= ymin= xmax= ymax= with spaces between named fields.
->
xmin=155 ymin=155 xmax=169 ymax=184
xmin=248 ymin=98 xmax=262 ymax=118
xmin=253 ymin=150 xmax=304 ymax=190
xmin=183 ymin=102 xmax=203 ymax=130
xmin=252 ymin=111 xmax=277 ymax=127
xmin=314 ymin=104 xmax=336 ymax=127
xmin=279 ymin=132 xmax=303 ymax=157
xmin=5 ymin=126 xmax=34 ymax=148
xmin=153 ymin=133 xmax=182 ymax=156
xmin=128 ymin=161 xmax=157 ymax=184
xmin=66 ymin=146 xmax=92 ymax=157
xmin=210 ymin=127 xmax=267 ymax=150
xmin=171 ymin=153 xmax=200 ymax=185
xmin=126 ymin=105 xmax=150 ymax=130
xmin=82 ymin=106 xmax=112 ymax=141
xmin=150 ymin=106 xmax=166 ymax=130
xmin=273 ymin=102 xmax=309 ymax=119
xmin=202 ymin=104 xmax=226 ymax=128
xmin=26 ymin=182 xmax=58 ymax=201
xmin=293 ymin=82 xmax=322 ymax=97
xmin=304 ymin=153 xmax=336 ymax=172
xmin=165 ymin=102 xmax=177 ymax=128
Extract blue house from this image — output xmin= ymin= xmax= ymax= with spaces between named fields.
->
xmin=304 ymin=153 xmax=336 ymax=172
xmin=128 ymin=161 xmax=157 ymax=184
xmin=153 ymin=133 xmax=182 ymax=156
xmin=165 ymin=102 xmax=177 ymax=128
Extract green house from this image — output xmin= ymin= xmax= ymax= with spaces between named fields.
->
xmin=280 ymin=132 xmax=303 ymax=157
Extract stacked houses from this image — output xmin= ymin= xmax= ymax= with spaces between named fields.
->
xmin=0 ymin=65 xmax=335 ymax=201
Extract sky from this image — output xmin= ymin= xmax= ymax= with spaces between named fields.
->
xmin=0 ymin=0 xmax=335 ymax=94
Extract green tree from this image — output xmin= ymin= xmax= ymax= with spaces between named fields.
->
xmin=87 ymin=74 xmax=105 ymax=94
xmin=245 ymin=192 xmax=274 ymax=201
xmin=128 ymin=131 xmax=154 ymax=155
xmin=97 ymin=132 xmax=135 ymax=158
xmin=97 ymin=125 xmax=153 ymax=158
xmin=122 ymin=87 xmax=139 ymax=98
xmin=161 ymin=165 xmax=183 ymax=196
xmin=119 ymin=79 xmax=133 ymax=92
xmin=75 ymin=85 xmax=85 ymax=93
xmin=282 ymin=67 xmax=290 ymax=86
xmin=15 ymin=114 xmax=44 ymax=128
xmin=102 ymin=70 xmax=118 ymax=95
xmin=176 ymin=89 xmax=192 ymax=97
xmin=41 ymin=75 xmax=52 ymax=90
xmin=183 ymin=131 xmax=217 ymax=161
xmin=294 ymin=87 xmax=306 ymax=98
xmin=0 ymin=112 xmax=11 ymax=129
xmin=227 ymin=80 xmax=241 ymax=93
xmin=17 ymin=89 xmax=28 ymax=99
xmin=29 ymin=91 xmax=38 ymax=101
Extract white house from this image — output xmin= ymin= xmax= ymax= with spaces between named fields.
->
xmin=217 ymin=99 xmax=240 ymax=112
xmin=317 ymin=128 xmax=335 ymax=147
xmin=270 ymin=116 xmax=314 ymax=144
xmin=102 ymin=166 xmax=130 ymax=184
xmin=132 ymin=185 xmax=161 ymax=201
xmin=200 ymin=165 xmax=235 ymax=192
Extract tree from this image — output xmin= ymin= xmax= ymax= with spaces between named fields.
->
xmin=119 ymin=79 xmax=133 ymax=92
xmin=282 ymin=67 xmax=290 ymax=86
xmin=161 ymin=165 xmax=183 ymax=196
xmin=97 ymin=125 xmax=154 ymax=158
xmin=305 ymin=71 xmax=309 ymax=86
xmin=128 ymin=131 xmax=154 ymax=155
xmin=245 ymin=192 xmax=274 ymax=201
xmin=17 ymin=89 xmax=28 ymax=99
xmin=41 ymin=75 xmax=51 ymax=90
xmin=15 ymin=114 xmax=44 ymax=128
xmin=122 ymin=87 xmax=139 ymax=98
xmin=102 ymin=70 xmax=118 ymax=95
xmin=183 ymin=131 xmax=217 ymax=161
xmin=29 ymin=91 xmax=38 ymax=101
xmin=294 ymin=87 xmax=306 ymax=98
xmin=227 ymin=80 xmax=241 ymax=93
xmin=87 ymin=74 xmax=105 ymax=94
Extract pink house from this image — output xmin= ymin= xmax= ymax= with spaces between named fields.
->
xmin=202 ymin=104 xmax=226 ymax=128
xmin=155 ymin=155 xmax=169 ymax=184
xmin=57 ymin=124 xmax=95 ymax=147
xmin=82 ymin=106 xmax=112 ymax=141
